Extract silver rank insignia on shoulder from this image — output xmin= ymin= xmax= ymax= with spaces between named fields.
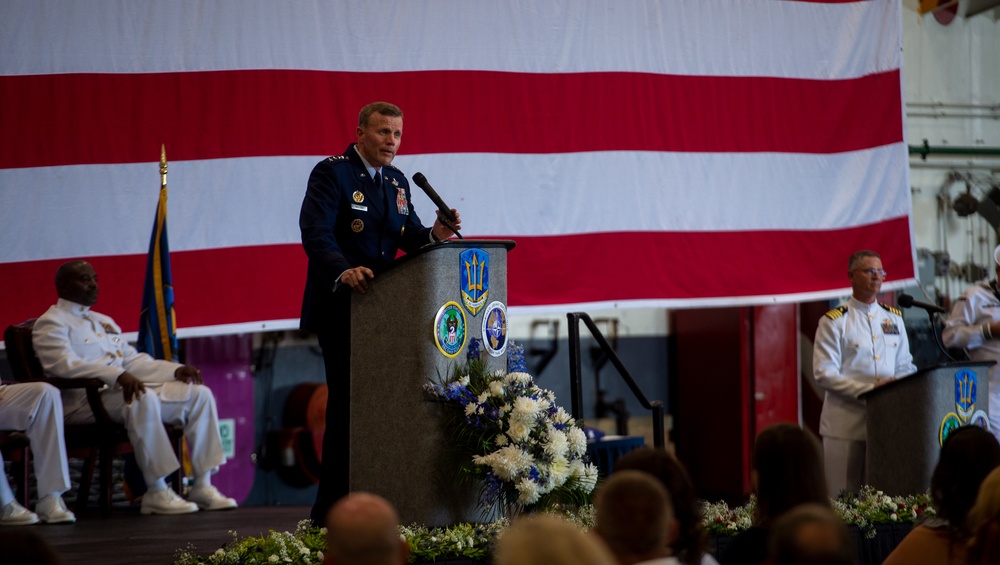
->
xmin=351 ymin=219 xmax=364 ymax=233
xmin=326 ymin=155 xmax=348 ymax=161
xmin=353 ymin=191 xmax=364 ymax=203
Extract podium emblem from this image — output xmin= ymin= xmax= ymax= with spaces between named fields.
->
xmin=460 ymin=249 xmax=489 ymax=317
xmin=434 ymin=301 xmax=467 ymax=358
xmin=938 ymin=369 xmax=991 ymax=445
xmin=481 ymin=301 xmax=508 ymax=357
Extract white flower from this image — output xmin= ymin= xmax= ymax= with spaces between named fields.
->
xmin=477 ymin=391 xmax=490 ymax=404
xmin=317 ymin=551 xmax=324 ymax=562
xmin=504 ymin=372 xmax=532 ymax=385
xmin=552 ymin=406 xmax=571 ymax=425
xmin=458 ymin=375 xmax=470 ymax=386
xmin=495 ymin=434 xmax=509 ymax=446
xmin=507 ymin=420 xmax=530 ymax=443
xmin=465 ymin=402 xmax=478 ymax=416
xmin=268 ymin=556 xmax=279 ymax=563
xmin=571 ymin=462 xmax=599 ymax=493
xmin=489 ymin=381 xmax=504 ymax=397
xmin=214 ymin=549 xmax=225 ymax=557
xmin=516 ymin=477 xmax=542 ymax=505
xmin=473 ymin=445 xmax=532 ymax=481
xmin=547 ymin=456 xmax=570 ymax=487
xmin=544 ymin=428 xmax=569 ymax=458
xmin=567 ymin=426 xmax=587 ymax=457
xmin=511 ymin=396 xmax=542 ymax=424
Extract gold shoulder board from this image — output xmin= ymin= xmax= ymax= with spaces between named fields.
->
xmin=824 ymin=305 xmax=848 ymax=320
xmin=880 ymin=303 xmax=903 ymax=317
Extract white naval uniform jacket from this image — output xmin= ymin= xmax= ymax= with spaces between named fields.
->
xmin=942 ymin=281 xmax=1000 ymax=437
xmin=32 ymin=298 xmax=180 ymax=420
xmin=812 ymin=297 xmax=916 ymax=441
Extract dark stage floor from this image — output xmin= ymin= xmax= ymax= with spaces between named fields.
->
xmin=12 ymin=505 xmax=310 ymax=565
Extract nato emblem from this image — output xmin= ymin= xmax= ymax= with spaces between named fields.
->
xmin=481 ymin=301 xmax=508 ymax=357
xmin=434 ymin=301 xmax=467 ymax=358
xmin=460 ymin=248 xmax=489 ymax=317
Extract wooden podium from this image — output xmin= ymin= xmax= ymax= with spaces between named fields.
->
xmin=862 ymin=361 xmax=993 ymax=495
xmin=347 ymin=239 xmax=515 ymax=526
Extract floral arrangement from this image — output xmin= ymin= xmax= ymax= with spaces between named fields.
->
xmin=173 ymin=520 xmax=326 ymax=565
xmin=701 ymin=487 xmax=935 ymax=540
xmin=172 ymin=488 xmax=933 ymax=564
xmin=423 ymin=339 xmax=601 ymax=517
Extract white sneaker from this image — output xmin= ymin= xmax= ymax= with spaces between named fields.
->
xmin=187 ymin=485 xmax=237 ymax=511
xmin=140 ymin=488 xmax=198 ymax=515
xmin=0 ymin=501 xmax=39 ymax=526
xmin=36 ymin=495 xmax=76 ymax=524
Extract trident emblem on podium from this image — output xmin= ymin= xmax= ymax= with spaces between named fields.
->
xmin=460 ymin=249 xmax=489 ymax=317
xmin=939 ymin=369 xmax=990 ymax=445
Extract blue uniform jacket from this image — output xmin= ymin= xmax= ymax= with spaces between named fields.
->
xmin=299 ymin=144 xmax=432 ymax=333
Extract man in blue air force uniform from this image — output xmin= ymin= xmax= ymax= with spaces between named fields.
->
xmin=299 ymin=101 xmax=461 ymax=525
xmin=812 ymin=250 xmax=916 ymax=496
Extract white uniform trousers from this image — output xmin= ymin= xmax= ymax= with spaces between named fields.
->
xmin=0 ymin=382 xmax=72 ymax=505
xmin=823 ymin=436 xmax=865 ymax=496
xmin=66 ymin=382 xmax=226 ymax=485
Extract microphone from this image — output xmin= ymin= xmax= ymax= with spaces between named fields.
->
xmin=412 ymin=172 xmax=458 ymax=223
xmin=897 ymin=293 xmax=946 ymax=314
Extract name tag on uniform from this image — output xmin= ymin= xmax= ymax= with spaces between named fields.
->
xmin=351 ymin=204 xmax=368 ymax=212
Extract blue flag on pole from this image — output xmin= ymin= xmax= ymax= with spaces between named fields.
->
xmin=136 ymin=147 xmax=178 ymax=361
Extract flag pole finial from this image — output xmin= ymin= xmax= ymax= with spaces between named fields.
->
xmin=160 ymin=144 xmax=168 ymax=187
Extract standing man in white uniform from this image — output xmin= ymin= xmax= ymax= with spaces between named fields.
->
xmin=812 ymin=250 xmax=916 ymax=495
xmin=32 ymin=260 xmax=237 ymax=515
xmin=0 ymin=382 xmax=75 ymax=525
xmin=942 ymin=244 xmax=1000 ymax=443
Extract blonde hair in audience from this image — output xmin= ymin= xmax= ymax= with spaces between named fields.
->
xmin=494 ymin=513 xmax=615 ymax=565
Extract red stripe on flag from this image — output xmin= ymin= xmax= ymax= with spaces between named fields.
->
xmin=0 ymin=219 xmax=912 ymax=335
xmin=505 ymin=218 xmax=914 ymax=306
xmin=0 ymin=69 xmax=902 ymax=169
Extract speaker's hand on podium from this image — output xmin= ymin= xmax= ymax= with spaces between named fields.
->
xmin=342 ymin=266 xmax=374 ymax=294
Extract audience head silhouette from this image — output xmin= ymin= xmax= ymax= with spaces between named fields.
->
xmin=494 ymin=513 xmax=614 ymax=565
xmin=325 ymin=492 xmax=408 ymax=565
xmin=768 ymin=503 xmax=857 ymax=565
xmin=594 ymin=469 xmax=677 ymax=565
xmin=752 ymin=422 xmax=829 ymax=526
xmin=967 ymin=466 xmax=1000 ymax=565
xmin=930 ymin=425 xmax=1000 ymax=534
xmin=612 ymin=447 xmax=709 ymax=565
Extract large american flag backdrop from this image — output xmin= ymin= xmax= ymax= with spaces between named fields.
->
xmin=0 ymin=0 xmax=915 ymax=337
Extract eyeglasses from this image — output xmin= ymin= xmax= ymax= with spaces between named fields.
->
xmin=853 ymin=268 xmax=887 ymax=277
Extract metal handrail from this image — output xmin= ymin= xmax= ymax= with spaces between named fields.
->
xmin=567 ymin=312 xmax=665 ymax=448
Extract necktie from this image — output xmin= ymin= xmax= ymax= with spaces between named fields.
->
xmin=374 ymin=170 xmax=387 ymax=210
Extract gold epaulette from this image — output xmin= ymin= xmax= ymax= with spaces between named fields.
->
xmin=824 ymin=305 xmax=848 ymax=320
xmin=880 ymin=302 xmax=903 ymax=317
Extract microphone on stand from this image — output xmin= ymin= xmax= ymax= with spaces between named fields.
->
xmin=897 ymin=293 xmax=946 ymax=314
xmin=412 ymin=172 xmax=463 ymax=240
xmin=897 ymin=293 xmax=956 ymax=362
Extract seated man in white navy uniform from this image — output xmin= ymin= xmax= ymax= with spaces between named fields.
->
xmin=32 ymin=260 xmax=237 ymax=515
xmin=0 ymin=382 xmax=75 ymax=525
